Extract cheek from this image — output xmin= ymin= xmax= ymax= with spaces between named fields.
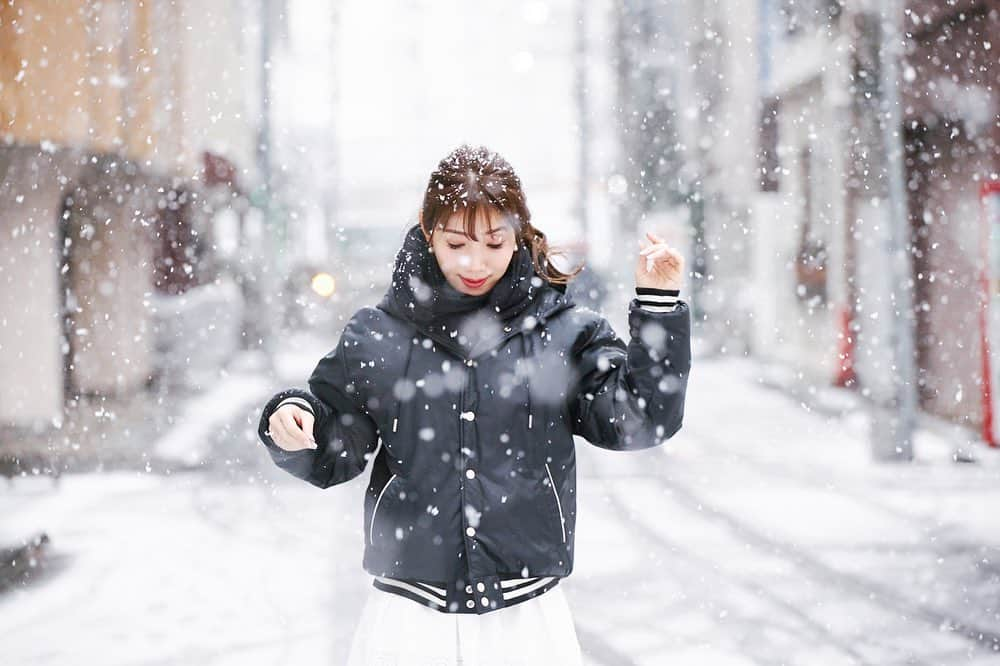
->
xmin=491 ymin=250 xmax=515 ymax=274
xmin=439 ymin=251 xmax=472 ymax=272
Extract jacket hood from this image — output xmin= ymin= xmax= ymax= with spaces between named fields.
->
xmin=376 ymin=223 xmax=575 ymax=359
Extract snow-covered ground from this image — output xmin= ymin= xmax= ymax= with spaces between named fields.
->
xmin=2 ymin=344 xmax=999 ymax=665
xmin=571 ymin=357 xmax=1000 ymax=665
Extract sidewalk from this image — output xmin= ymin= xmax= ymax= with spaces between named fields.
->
xmin=0 ymin=330 xmax=364 ymax=665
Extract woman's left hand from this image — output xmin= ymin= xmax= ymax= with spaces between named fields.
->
xmin=635 ymin=230 xmax=685 ymax=291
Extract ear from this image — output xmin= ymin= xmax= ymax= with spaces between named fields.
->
xmin=419 ymin=215 xmax=433 ymax=245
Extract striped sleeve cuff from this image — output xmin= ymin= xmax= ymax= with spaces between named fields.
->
xmin=635 ymin=287 xmax=680 ymax=312
xmin=275 ymin=396 xmax=315 ymax=414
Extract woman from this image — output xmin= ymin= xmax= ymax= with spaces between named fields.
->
xmin=258 ymin=144 xmax=691 ymax=665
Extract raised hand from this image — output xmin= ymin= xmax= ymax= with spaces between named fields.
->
xmin=635 ymin=230 xmax=685 ymax=291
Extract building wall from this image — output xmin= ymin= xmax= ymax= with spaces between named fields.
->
xmin=0 ymin=2 xmax=161 ymax=162
xmin=62 ymin=160 xmax=159 ymax=397
xmin=749 ymin=2 xmax=851 ymax=380
xmin=0 ymin=148 xmax=74 ymax=425
xmin=899 ymin=1 xmax=1000 ymax=425
xmin=0 ymin=1 xmax=262 ymax=431
xmin=0 ymin=146 xmax=162 ymax=424
xmin=749 ymin=0 xmax=999 ymax=431
xmin=0 ymin=1 xmax=258 ymax=177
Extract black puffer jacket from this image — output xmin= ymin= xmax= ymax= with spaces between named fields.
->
xmin=258 ymin=224 xmax=691 ymax=614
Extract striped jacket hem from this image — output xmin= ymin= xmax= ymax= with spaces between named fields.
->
xmin=372 ymin=575 xmax=561 ymax=614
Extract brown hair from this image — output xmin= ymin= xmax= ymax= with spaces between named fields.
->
xmin=418 ymin=144 xmax=582 ymax=286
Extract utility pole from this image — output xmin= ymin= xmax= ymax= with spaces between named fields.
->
xmin=326 ymin=1 xmax=341 ymax=257
xmin=255 ymin=0 xmax=280 ymax=365
xmin=258 ymin=0 xmax=274 ymax=210
xmin=575 ymin=0 xmax=589 ymax=241
xmin=871 ymin=0 xmax=916 ymax=461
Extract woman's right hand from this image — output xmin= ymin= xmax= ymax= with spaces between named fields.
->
xmin=267 ymin=405 xmax=319 ymax=451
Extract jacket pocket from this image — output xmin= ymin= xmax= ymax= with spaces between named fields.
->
xmin=370 ymin=473 xmax=398 ymax=545
xmin=543 ymin=463 xmax=567 ymax=544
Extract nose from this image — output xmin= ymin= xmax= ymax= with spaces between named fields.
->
xmin=459 ymin=248 xmax=489 ymax=275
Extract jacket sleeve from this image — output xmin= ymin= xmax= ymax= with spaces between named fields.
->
xmin=257 ymin=315 xmax=380 ymax=488
xmin=567 ymin=298 xmax=691 ymax=451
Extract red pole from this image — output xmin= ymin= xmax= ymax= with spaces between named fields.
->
xmin=833 ymin=303 xmax=856 ymax=388
xmin=978 ymin=179 xmax=1000 ymax=447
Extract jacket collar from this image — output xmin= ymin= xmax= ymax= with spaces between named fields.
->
xmin=375 ymin=224 xmax=575 ymax=360
xmin=378 ymin=279 xmax=575 ymax=361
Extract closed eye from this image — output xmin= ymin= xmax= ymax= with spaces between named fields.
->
xmin=447 ymin=243 xmax=505 ymax=250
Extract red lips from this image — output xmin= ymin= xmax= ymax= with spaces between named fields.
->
xmin=461 ymin=276 xmax=488 ymax=288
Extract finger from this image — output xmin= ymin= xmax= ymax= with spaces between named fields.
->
xmin=300 ymin=411 xmax=317 ymax=445
xmin=646 ymin=250 xmax=664 ymax=273
xmin=268 ymin=413 xmax=287 ymax=442
xmin=645 ymin=249 xmax=680 ymax=274
xmin=278 ymin=419 xmax=313 ymax=451
xmin=646 ymin=230 xmax=666 ymax=244
xmin=285 ymin=408 xmax=312 ymax=447
xmin=644 ymin=248 xmax=672 ymax=264
xmin=269 ymin=418 xmax=298 ymax=450
xmin=286 ymin=408 xmax=318 ymax=449
xmin=649 ymin=254 xmax=681 ymax=273
xmin=279 ymin=410 xmax=315 ymax=449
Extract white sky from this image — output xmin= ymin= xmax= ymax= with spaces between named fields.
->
xmin=296 ymin=0 xmax=580 ymax=237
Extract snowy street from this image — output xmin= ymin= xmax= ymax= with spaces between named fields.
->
xmin=2 ymin=342 xmax=998 ymax=666
xmin=3 ymin=0 xmax=999 ymax=664
xmin=571 ymin=359 xmax=1000 ymax=665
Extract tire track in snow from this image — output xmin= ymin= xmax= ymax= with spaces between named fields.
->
xmin=630 ymin=421 xmax=1000 ymax=659
xmin=597 ymin=477 xmax=883 ymax=665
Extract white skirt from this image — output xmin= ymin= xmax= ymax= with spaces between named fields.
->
xmin=345 ymin=582 xmax=584 ymax=666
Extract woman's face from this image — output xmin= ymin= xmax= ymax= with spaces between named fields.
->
xmin=430 ymin=208 xmax=517 ymax=295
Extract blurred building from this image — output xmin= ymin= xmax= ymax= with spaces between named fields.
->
xmin=0 ymin=1 xmax=268 ymax=461
xmin=893 ymin=1 xmax=999 ymax=425
xmin=754 ymin=0 xmax=999 ymax=429
xmin=616 ymin=0 xmax=999 ymax=431
xmin=750 ymin=0 xmax=850 ymax=384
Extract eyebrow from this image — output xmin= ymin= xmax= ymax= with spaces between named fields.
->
xmin=443 ymin=228 xmax=504 ymax=237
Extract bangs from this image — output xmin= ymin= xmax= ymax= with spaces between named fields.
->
xmin=431 ymin=201 xmax=519 ymax=242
